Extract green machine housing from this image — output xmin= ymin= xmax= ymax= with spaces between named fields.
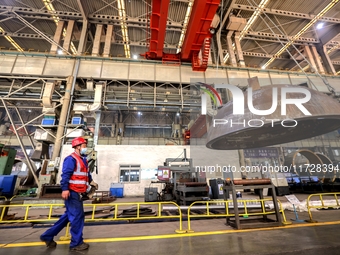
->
xmin=0 ymin=144 xmax=17 ymax=175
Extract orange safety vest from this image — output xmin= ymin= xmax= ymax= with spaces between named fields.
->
xmin=68 ymin=152 xmax=89 ymax=193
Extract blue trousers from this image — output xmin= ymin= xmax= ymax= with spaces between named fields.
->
xmin=41 ymin=190 xmax=85 ymax=248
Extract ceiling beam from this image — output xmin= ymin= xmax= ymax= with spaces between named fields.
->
xmin=241 ymin=51 xmax=286 ymax=59
xmin=223 ymin=0 xmax=271 ymax=64
xmin=262 ymin=0 xmax=340 ymax=69
xmin=12 ymin=11 xmax=71 ymax=55
xmin=0 ymin=13 xmax=182 ymax=34
xmin=317 ymin=24 xmax=340 ymax=45
xmin=245 ymin=31 xmax=319 ymax=44
xmin=0 ymin=33 xmax=178 ymax=49
xmin=76 ymin=0 xmax=89 ymax=20
xmin=0 ymin=5 xmax=182 ymax=28
xmin=0 ymin=31 xmax=53 ymax=39
xmin=220 ymin=50 xmax=288 ymax=60
xmin=232 ymin=3 xmax=340 ymax=25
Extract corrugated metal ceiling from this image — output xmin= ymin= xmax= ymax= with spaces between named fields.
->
xmin=268 ymin=0 xmax=328 ymax=14
xmin=0 ymin=0 xmax=340 ymax=72
xmin=168 ymin=1 xmax=188 ymax=23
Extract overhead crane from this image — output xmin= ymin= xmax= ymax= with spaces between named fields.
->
xmin=143 ymin=0 xmax=220 ymax=71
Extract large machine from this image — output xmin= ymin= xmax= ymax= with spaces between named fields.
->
xmin=146 ymin=149 xmax=209 ymax=205
xmin=30 ymin=80 xmax=103 ymax=198
xmin=0 ymin=144 xmax=18 ymax=197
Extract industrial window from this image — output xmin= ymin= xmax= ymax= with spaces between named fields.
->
xmin=119 ymin=164 xmax=140 ymax=183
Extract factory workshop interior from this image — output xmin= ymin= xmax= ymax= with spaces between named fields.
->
xmin=1 ymin=0 xmax=340 ymax=254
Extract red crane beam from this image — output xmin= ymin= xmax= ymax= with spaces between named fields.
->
xmin=145 ymin=0 xmax=170 ymax=59
xmin=180 ymin=0 xmax=220 ymax=61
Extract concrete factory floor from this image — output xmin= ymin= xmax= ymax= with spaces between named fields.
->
xmin=0 ymin=194 xmax=340 ymax=255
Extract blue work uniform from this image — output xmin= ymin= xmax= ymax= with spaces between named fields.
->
xmin=40 ymin=154 xmax=92 ymax=248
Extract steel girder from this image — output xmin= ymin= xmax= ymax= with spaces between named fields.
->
xmin=146 ymin=0 xmax=170 ymax=59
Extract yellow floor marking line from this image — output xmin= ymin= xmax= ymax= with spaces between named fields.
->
xmin=1 ymin=220 xmax=340 ymax=248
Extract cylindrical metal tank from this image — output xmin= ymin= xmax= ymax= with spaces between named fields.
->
xmin=206 ymin=84 xmax=340 ymax=150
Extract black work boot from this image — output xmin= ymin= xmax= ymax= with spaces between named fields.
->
xmin=70 ymin=242 xmax=90 ymax=251
xmin=40 ymin=237 xmax=57 ymax=248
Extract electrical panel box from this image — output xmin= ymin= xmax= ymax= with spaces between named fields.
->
xmin=66 ymin=128 xmax=85 ymax=138
xmin=34 ymin=129 xmax=56 ymax=144
xmin=144 ymin=187 xmax=158 ymax=202
xmin=226 ymin=16 xmax=247 ymax=31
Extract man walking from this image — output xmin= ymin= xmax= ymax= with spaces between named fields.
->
xmin=40 ymin=137 xmax=98 ymax=251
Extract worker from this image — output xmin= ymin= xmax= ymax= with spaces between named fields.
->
xmin=40 ymin=137 xmax=98 ymax=251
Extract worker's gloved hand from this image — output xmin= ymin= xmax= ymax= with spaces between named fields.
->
xmin=90 ymin=180 xmax=98 ymax=190
xmin=87 ymin=186 xmax=96 ymax=199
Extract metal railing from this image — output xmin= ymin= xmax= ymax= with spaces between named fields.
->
xmin=186 ymin=199 xmax=290 ymax=232
xmin=306 ymin=192 xmax=340 ymax=222
xmin=0 ymin=201 xmax=184 ymax=233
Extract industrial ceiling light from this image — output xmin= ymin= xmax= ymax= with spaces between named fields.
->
xmin=133 ymin=55 xmax=138 ymax=59
xmin=57 ymin=49 xmax=63 ymax=55
xmin=240 ymin=0 xmax=270 ymax=40
xmin=117 ymin=0 xmax=131 ymax=58
xmin=223 ymin=53 xmax=229 ymax=63
xmin=177 ymin=0 xmax=194 ymax=53
xmin=262 ymin=0 xmax=339 ymax=69
xmin=316 ymin=22 xmax=324 ymax=29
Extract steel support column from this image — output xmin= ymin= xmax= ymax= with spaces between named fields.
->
xmin=63 ymin=20 xmax=75 ymax=53
xmin=304 ymin=44 xmax=317 ymax=72
xmin=103 ymin=25 xmax=114 ymax=57
xmin=51 ymin=76 xmax=74 ymax=162
xmin=94 ymin=111 xmax=101 ymax=145
xmin=77 ymin=20 xmax=88 ymax=55
xmin=50 ymin=21 xmax=65 ymax=54
xmin=226 ymin=31 xmax=237 ymax=67
xmin=0 ymin=98 xmax=39 ymax=185
xmin=234 ymin=32 xmax=245 ymax=67
xmin=310 ymin=45 xmax=325 ymax=74
xmin=217 ymin=0 xmax=237 ymax=65
xmin=92 ymin=24 xmax=103 ymax=56
xmin=238 ymin=149 xmax=246 ymax=178
xmin=318 ymin=24 xmax=340 ymax=45
xmin=52 ymin=60 xmax=80 ymax=167
xmin=316 ymin=44 xmax=336 ymax=75
xmin=56 ymin=60 xmax=81 ymax=177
